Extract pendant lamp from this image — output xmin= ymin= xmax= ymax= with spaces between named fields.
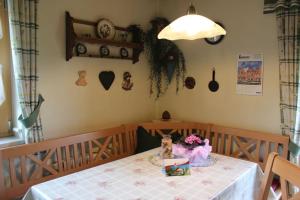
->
xmin=158 ymin=3 xmax=226 ymax=41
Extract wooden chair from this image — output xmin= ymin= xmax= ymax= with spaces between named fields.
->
xmin=259 ymin=152 xmax=300 ymax=200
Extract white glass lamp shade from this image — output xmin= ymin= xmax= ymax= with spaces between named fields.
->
xmin=157 ymin=4 xmax=226 ymax=41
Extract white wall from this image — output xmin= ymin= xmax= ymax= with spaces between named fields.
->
xmin=157 ymin=0 xmax=281 ymax=134
xmin=38 ymin=0 xmax=281 ymax=139
xmin=38 ymin=0 xmax=158 ymax=139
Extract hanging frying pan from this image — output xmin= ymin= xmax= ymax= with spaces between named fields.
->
xmin=208 ymin=68 xmax=219 ymax=92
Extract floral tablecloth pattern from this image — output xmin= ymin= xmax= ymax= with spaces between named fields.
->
xmin=23 ymin=148 xmax=263 ymax=200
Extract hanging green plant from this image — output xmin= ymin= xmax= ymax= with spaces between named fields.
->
xmin=144 ymin=17 xmax=186 ymax=99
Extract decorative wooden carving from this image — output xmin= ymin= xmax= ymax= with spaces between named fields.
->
xmin=75 ymin=70 xmax=87 ymax=86
xmin=122 ymin=72 xmax=133 ymax=91
xmin=98 ymin=71 xmax=115 ymax=90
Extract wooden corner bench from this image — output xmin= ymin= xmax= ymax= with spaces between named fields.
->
xmin=0 ymin=122 xmax=289 ymax=200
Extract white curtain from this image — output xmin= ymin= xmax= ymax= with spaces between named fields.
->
xmin=7 ymin=0 xmax=43 ymax=143
xmin=264 ymin=0 xmax=300 ymax=195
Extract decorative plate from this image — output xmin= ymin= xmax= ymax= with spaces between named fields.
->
xmin=75 ymin=43 xmax=87 ymax=55
xmin=120 ymin=48 xmax=129 ymax=58
xmin=117 ymin=30 xmax=128 ymax=42
xmin=185 ymin=76 xmax=196 ymax=89
xmin=96 ymin=19 xmax=116 ymax=40
xmin=148 ymin=153 xmax=174 ymax=167
xmin=100 ymin=45 xmax=110 ymax=57
xmin=148 ymin=153 xmax=163 ymax=167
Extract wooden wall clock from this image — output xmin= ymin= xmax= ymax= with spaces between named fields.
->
xmin=204 ymin=22 xmax=225 ymax=45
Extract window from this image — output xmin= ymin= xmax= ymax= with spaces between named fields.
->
xmin=0 ymin=1 xmax=23 ymax=148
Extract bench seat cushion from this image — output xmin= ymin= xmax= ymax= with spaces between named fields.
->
xmin=135 ymin=126 xmax=162 ymax=154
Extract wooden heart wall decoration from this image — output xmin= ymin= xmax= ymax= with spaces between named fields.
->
xmin=99 ymin=71 xmax=115 ymax=90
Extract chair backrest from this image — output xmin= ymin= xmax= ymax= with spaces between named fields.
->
xmin=211 ymin=125 xmax=289 ymax=170
xmin=259 ymin=152 xmax=300 ymax=200
xmin=123 ymin=123 xmax=138 ymax=154
xmin=0 ymin=125 xmax=132 ymax=200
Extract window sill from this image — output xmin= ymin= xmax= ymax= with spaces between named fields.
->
xmin=0 ymin=129 xmax=24 ymax=148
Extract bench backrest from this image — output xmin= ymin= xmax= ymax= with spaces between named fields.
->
xmin=137 ymin=121 xmax=212 ymax=152
xmin=137 ymin=122 xmax=289 ymax=171
xmin=211 ymin=125 xmax=289 ymax=170
xmin=0 ymin=126 xmax=132 ymax=200
xmin=139 ymin=122 xmax=211 ymax=138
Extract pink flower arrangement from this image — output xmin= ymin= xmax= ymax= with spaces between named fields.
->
xmin=172 ymin=134 xmax=212 ymax=164
xmin=185 ymin=134 xmax=201 ymax=144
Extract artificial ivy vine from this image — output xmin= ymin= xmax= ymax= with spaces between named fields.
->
xmin=144 ymin=17 xmax=186 ymax=99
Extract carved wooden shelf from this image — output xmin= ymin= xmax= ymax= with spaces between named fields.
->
xmin=65 ymin=11 xmax=143 ymax=64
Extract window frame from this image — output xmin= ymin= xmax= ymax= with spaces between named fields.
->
xmin=0 ymin=0 xmax=24 ymax=147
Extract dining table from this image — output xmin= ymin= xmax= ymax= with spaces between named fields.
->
xmin=22 ymin=148 xmax=273 ymax=200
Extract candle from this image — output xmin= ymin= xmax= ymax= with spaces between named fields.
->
xmin=161 ymin=135 xmax=172 ymax=159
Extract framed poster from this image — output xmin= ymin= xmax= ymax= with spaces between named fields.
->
xmin=236 ymin=53 xmax=263 ymax=96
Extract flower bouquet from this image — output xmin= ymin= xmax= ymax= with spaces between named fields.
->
xmin=172 ymin=134 xmax=213 ymax=167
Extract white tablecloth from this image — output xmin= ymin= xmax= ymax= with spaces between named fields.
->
xmin=23 ymin=148 xmax=264 ymax=200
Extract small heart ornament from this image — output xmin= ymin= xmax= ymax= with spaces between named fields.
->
xmin=99 ymin=71 xmax=115 ymax=90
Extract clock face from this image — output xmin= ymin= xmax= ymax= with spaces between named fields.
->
xmin=204 ymin=22 xmax=225 ymax=45
xmin=204 ymin=35 xmax=224 ymax=44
